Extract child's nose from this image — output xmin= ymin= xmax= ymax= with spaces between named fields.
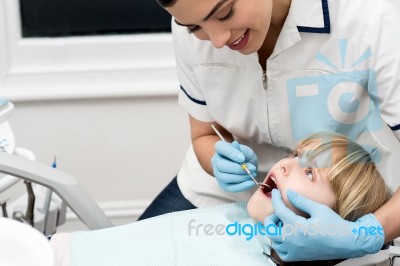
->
xmin=280 ymin=164 xmax=288 ymax=176
xmin=280 ymin=157 xmax=296 ymax=177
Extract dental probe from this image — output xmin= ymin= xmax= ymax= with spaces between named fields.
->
xmin=211 ymin=125 xmax=270 ymax=189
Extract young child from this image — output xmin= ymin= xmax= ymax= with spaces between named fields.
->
xmin=248 ymin=131 xmax=389 ymax=222
xmin=247 ymin=131 xmax=391 ymax=265
xmin=52 ymin=132 xmax=390 ymax=266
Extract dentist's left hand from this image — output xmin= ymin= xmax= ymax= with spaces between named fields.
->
xmin=211 ymin=140 xmax=258 ymax=192
xmin=264 ymin=189 xmax=384 ymax=261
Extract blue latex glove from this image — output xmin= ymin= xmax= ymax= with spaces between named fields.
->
xmin=211 ymin=140 xmax=258 ymax=192
xmin=264 ymin=189 xmax=384 ymax=261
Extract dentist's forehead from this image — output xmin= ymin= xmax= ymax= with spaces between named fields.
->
xmin=166 ymin=0 xmax=225 ymax=24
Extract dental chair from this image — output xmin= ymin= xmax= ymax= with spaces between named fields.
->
xmin=0 ymin=100 xmax=113 ymax=265
xmin=0 ymin=99 xmax=399 ymax=266
xmin=0 ymin=100 xmax=112 ymax=230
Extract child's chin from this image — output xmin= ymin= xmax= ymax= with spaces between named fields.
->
xmin=247 ymin=201 xmax=274 ymax=223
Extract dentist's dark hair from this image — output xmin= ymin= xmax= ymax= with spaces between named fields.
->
xmin=156 ymin=0 xmax=177 ymax=7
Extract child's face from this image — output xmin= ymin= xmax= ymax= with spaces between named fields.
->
xmin=247 ymin=144 xmax=337 ymax=222
xmin=166 ymin=0 xmax=273 ymax=54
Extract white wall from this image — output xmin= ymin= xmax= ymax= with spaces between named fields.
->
xmin=394 ymin=0 xmax=400 ymax=13
xmin=6 ymin=96 xmax=191 ymax=229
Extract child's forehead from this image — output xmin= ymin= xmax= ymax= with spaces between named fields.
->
xmin=297 ymin=141 xmax=321 ymax=154
xmin=298 ymin=137 xmax=343 ymax=153
xmin=297 ymin=142 xmax=339 ymax=169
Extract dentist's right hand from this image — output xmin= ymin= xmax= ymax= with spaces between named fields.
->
xmin=211 ymin=140 xmax=258 ymax=192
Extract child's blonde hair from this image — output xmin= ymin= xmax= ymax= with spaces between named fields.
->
xmin=297 ymin=132 xmax=391 ymax=221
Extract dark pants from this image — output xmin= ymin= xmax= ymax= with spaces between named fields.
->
xmin=137 ymin=176 xmax=197 ymax=220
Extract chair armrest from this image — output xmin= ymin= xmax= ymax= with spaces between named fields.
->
xmin=0 ymin=152 xmax=113 ymax=230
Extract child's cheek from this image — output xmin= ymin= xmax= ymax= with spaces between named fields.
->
xmin=281 ymin=186 xmax=309 ymax=217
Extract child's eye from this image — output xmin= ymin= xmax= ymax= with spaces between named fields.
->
xmin=305 ymin=168 xmax=314 ymax=180
xmin=290 ymin=150 xmax=300 ymax=159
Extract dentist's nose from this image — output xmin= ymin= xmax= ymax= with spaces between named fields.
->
xmin=205 ymin=25 xmax=231 ymax=49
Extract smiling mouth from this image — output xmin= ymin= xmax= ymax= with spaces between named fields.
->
xmin=261 ymin=175 xmax=277 ymax=195
xmin=227 ymin=29 xmax=249 ymax=50
xmin=230 ymin=33 xmax=246 ymax=45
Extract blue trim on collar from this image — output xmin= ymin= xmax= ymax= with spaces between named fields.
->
xmin=180 ymin=85 xmax=207 ymax=105
xmin=390 ymin=124 xmax=400 ymax=131
xmin=297 ymin=0 xmax=331 ymax=34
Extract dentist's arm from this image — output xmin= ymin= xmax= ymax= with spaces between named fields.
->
xmin=189 ymin=115 xmax=258 ymax=192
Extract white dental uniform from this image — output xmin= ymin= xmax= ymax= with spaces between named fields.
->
xmin=175 ymin=0 xmax=400 ymax=207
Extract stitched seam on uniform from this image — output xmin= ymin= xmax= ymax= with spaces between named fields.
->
xmin=390 ymin=124 xmax=400 ymax=131
xmin=180 ymin=85 xmax=207 ymax=105
xmin=297 ymin=0 xmax=331 ymax=34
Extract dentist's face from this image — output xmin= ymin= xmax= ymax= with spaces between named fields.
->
xmin=166 ymin=0 xmax=273 ymax=54
xmin=247 ymin=144 xmax=336 ymax=222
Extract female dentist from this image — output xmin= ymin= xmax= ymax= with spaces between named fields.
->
xmin=138 ymin=0 xmax=400 ymax=260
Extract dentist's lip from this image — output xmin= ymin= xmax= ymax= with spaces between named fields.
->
xmin=227 ymin=29 xmax=249 ymax=50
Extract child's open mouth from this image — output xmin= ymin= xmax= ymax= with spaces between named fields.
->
xmin=261 ymin=176 xmax=277 ymax=197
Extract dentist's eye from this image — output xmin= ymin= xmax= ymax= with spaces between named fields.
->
xmin=187 ymin=25 xmax=201 ymax=34
xmin=305 ymin=168 xmax=314 ymax=180
xmin=219 ymin=6 xmax=235 ymax=22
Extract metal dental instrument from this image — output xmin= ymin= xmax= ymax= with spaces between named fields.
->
xmin=211 ymin=125 xmax=270 ymax=189
xmin=24 ymin=180 xmax=35 ymax=226
xmin=0 ymin=199 xmax=9 ymax=218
